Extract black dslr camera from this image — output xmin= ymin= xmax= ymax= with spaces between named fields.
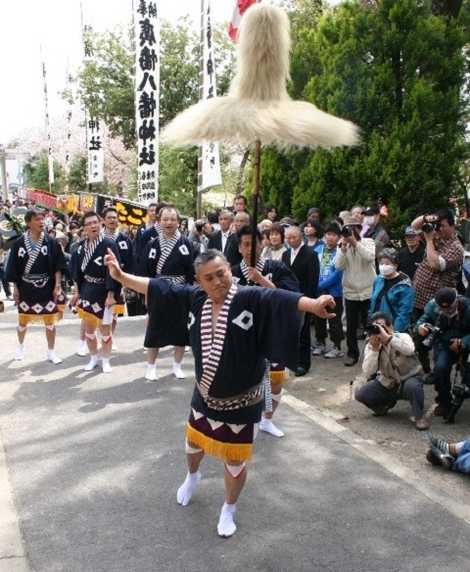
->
xmin=365 ymin=323 xmax=381 ymax=336
xmin=340 ymin=226 xmax=353 ymax=238
xmin=421 ymin=324 xmax=441 ymax=349
xmin=422 ymin=215 xmax=441 ymax=234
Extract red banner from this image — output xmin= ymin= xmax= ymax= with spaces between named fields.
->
xmin=26 ymin=188 xmax=57 ymax=210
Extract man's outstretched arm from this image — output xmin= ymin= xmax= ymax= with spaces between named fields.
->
xmin=104 ymin=248 xmax=149 ymax=295
xmin=298 ymin=295 xmax=336 ymax=320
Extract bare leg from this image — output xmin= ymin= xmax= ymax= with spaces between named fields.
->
xmin=177 ymin=441 xmax=204 ymax=506
xmin=100 ymin=324 xmax=112 ymax=358
xmin=224 ymin=462 xmax=247 ymax=505
xmin=85 ymin=323 xmax=98 ymax=355
xmin=15 ymin=322 xmax=27 ymax=360
xmin=218 ymin=461 xmax=248 ymax=537
xmin=147 ymin=347 xmax=159 ymax=366
xmin=172 ymin=346 xmax=186 ymax=379
xmin=174 ymin=346 xmax=185 ymax=363
xmin=45 ymin=325 xmax=56 ymax=350
xmin=17 ymin=323 xmax=27 ymax=345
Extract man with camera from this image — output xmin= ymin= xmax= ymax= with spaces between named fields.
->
xmin=335 ymin=214 xmax=376 ymax=366
xmin=355 ymin=312 xmax=429 ymax=430
xmin=416 ymin=287 xmax=470 ymax=419
xmin=411 ymin=209 xmax=463 ymax=316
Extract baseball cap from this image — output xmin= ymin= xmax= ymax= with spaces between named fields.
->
xmin=363 ymin=207 xmax=380 ymax=216
xmin=404 ymin=226 xmax=419 ymax=236
xmin=435 ymin=288 xmax=457 ymax=308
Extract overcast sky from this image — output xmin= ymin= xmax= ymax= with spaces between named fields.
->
xmin=0 ymin=0 xmax=246 ymax=147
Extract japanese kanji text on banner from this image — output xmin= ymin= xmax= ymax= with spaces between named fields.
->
xmin=135 ymin=0 xmax=160 ymax=204
xmin=199 ymin=0 xmax=222 ymax=193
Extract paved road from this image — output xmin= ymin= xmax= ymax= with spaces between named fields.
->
xmin=1 ymin=314 xmax=470 ymax=571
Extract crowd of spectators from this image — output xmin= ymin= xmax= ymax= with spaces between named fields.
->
xmin=2 ymin=193 xmax=470 ymax=456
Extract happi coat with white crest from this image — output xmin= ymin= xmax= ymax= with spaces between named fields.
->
xmin=6 ymin=232 xmax=67 ymax=324
xmin=231 ymin=257 xmax=300 ymax=384
xmin=71 ymin=236 xmax=121 ymax=326
xmin=145 ymin=278 xmax=302 ymax=460
xmin=140 ymin=230 xmax=195 ymax=284
xmin=103 ymin=230 xmax=135 ymax=314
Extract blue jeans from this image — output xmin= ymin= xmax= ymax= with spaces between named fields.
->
xmin=454 ymin=440 xmax=470 ymax=474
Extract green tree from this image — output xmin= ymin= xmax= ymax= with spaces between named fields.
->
xmin=259 ymin=0 xmax=469 ymax=229
xmin=78 ymin=19 xmax=234 ymax=149
xmin=67 ymin=155 xmax=87 ymax=192
xmin=24 ymin=152 xmax=65 ymax=194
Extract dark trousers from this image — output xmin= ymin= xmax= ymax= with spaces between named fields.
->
xmin=345 ymin=299 xmax=370 ymax=360
xmin=298 ymin=313 xmax=311 ymax=371
xmin=314 ymin=296 xmax=344 ymax=349
xmin=355 ymin=376 xmax=425 ymax=419
xmin=413 ymin=307 xmax=430 ymax=373
xmin=432 ymin=343 xmax=470 ymax=408
xmin=0 ymin=266 xmax=10 ymax=297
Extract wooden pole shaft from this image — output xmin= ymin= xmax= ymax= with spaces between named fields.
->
xmin=250 ymin=139 xmax=262 ymax=268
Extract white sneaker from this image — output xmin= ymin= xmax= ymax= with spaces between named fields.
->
xmin=14 ymin=345 xmax=24 ymax=361
xmin=172 ymin=362 xmax=186 ymax=379
xmin=76 ymin=340 xmax=88 ymax=356
xmin=84 ymin=355 xmax=99 ymax=371
xmin=145 ymin=364 xmax=157 ymax=381
xmin=259 ymin=418 xmax=285 ymax=438
xmin=324 ymin=347 xmax=345 ymax=359
xmin=47 ymin=350 xmax=63 ymax=365
xmin=312 ymin=343 xmax=326 ymax=356
xmin=101 ymin=358 xmax=112 ymax=374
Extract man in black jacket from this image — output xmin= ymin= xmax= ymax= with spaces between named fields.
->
xmin=208 ymin=210 xmax=248 ymax=266
xmin=282 ymin=225 xmax=319 ymax=376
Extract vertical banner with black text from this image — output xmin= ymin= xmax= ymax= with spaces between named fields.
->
xmin=135 ymin=0 xmax=160 ymax=204
xmin=198 ymin=0 xmax=222 ymax=194
xmin=83 ymin=22 xmax=105 ymax=185
xmin=41 ymin=55 xmax=54 ymax=190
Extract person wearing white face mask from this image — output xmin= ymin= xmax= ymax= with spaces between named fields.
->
xmin=369 ymin=249 xmax=415 ymax=333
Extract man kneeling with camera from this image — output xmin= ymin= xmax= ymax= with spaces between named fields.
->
xmin=416 ymin=287 xmax=470 ymax=419
xmin=355 ymin=312 xmax=430 ymax=430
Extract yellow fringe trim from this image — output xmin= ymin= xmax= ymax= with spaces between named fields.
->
xmin=113 ymin=304 xmax=126 ymax=316
xmin=186 ymin=423 xmax=253 ymax=463
xmin=269 ymin=369 xmax=287 ymax=384
xmin=76 ymin=308 xmax=102 ymax=328
xmin=19 ymin=313 xmax=60 ymax=326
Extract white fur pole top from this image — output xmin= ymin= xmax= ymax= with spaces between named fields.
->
xmin=162 ymin=3 xmax=359 ymax=148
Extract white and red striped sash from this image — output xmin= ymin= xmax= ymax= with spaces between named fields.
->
xmin=23 ymin=231 xmax=45 ymax=275
xmin=156 ymin=230 xmax=181 ymax=275
xmin=240 ymin=256 xmax=266 ymax=284
xmin=198 ymin=284 xmax=237 ymax=399
xmin=81 ymin=234 xmax=103 ymax=273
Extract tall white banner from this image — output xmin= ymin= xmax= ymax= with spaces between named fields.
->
xmin=83 ymin=22 xmax=105 ymax=185
xmin=135 ymin=0 xmax=159 ymax=204
xmin=64 ymin=66 xmax=73 ymax=184
xmin=199 ymin=0 xmax=222 ymax=193
xmin=41 ymin=58 xmax=54 ymax=187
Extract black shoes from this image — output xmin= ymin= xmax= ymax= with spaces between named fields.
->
xmin=344 ymin=358 xmax=358 ymax=367
xmin=295 ymin=366 xmax=307 ymax=377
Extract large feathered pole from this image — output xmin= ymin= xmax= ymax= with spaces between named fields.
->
xmin=162 ymin=4 xmax=360 ymax=266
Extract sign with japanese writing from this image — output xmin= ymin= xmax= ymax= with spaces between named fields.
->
xmin=41 ymin=59 xmax=54 ymax=187
xmin=199 ymin=0 xmax=222 ymax=193
xmin=82 ymin=23 xmax=105 ymax=185
xmin=135 ymin=0 xmax=160 ymax=204
xmin=87 ymin=118 xmax=104 ymax=184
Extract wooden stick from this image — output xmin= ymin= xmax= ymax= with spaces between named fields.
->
xmin=250 ymin=140 xmax=262 ymax=268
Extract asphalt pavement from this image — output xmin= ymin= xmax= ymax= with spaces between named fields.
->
xmin=1 ymin=308 xmax=470 ymax=572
